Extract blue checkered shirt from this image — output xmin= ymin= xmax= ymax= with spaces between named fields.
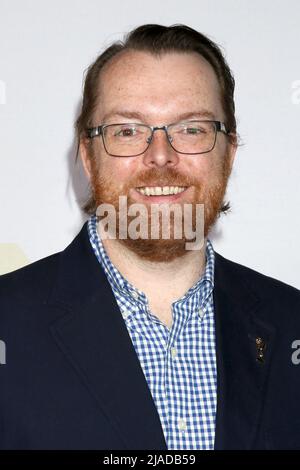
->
xmin=87 ymin=214 xmax=217 ymax=450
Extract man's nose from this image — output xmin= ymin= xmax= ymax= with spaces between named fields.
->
xmin=142 ymin=128 xmax=179 ymax=167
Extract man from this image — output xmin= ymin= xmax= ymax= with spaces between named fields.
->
xmin=0 ymin=24 xmax=299 ymax=450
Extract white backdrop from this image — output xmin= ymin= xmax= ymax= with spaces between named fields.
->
xmin=0 ymin=0 xmax=299 ymax=288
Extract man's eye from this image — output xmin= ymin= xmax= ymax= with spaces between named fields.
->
xmin=115 ymin=127 xmax=136 ymax=137
xmin=183 ymin=126 xmax=205 ymax=135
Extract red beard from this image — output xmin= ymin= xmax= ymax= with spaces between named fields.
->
xmin=89 ymin=156 xmax=232 ymax=262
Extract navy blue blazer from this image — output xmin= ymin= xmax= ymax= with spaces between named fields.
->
xmin=0 ymin=222 xmax=299 ymax=450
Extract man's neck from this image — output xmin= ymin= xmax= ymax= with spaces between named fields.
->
xmin=101 ymin=236 xmax=207 ymax=325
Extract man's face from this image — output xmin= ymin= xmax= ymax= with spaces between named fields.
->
xmin=81 ymin=50 xmax=236 ymax=262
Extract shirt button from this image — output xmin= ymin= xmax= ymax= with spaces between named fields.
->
xmin=131 ymin=291 xmax=140 ymax=300
xmin=122 ymin=310 xmax=130 ymax=319
xmin=199 ymin=307 xmax=205 ymax=319
xmin=178 ymin=418 xmax=187 ymax=432
xmin=171 ymin=347 xmax=177 ymax=358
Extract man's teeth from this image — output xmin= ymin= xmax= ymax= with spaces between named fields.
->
xmin=136 ymin=186 xmax=187 ymax=196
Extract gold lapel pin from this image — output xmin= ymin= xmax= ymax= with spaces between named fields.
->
xmin=256 ymin=337 xmax=266 ymax=363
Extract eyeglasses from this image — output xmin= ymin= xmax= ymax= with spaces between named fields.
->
xmin=86 ymin=119 xmax=230 ymax=157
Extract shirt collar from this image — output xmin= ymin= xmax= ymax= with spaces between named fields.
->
xmin=87 ymin=213 xmax=215 ymax=312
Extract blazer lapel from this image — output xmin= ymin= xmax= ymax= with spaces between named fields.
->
xmin=213 ymin=252 xmax=276 ymax=449
xmin=47 ymin=223 xmax=167 ymax=450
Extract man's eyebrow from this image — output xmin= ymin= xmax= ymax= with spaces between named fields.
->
xmin=101 ymin=109 xmax=217 ymax=123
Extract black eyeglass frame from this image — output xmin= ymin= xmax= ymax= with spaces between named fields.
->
xmin=86 ymin=120 xmax=230 ymax=157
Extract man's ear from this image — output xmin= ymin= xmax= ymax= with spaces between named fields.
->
xmin=79 ymin=138 xmax=92 ymax=180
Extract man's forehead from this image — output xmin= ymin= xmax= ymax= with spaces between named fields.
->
xmin=99 ymin=50 xmax=219 ymax=91
xmin=95 ymin=95 xmax=221 ymax=125
xmin=96 ymin=50 xmax=222 ymax=121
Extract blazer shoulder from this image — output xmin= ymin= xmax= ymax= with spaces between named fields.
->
xmin=0 ymin=251 xmax=61 ymax=304
xmin=214 ymin=251 xmax=300 ymax=303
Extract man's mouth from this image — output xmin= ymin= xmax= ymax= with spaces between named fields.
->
xmin=135 ymin=186 xmax=187 ymax=196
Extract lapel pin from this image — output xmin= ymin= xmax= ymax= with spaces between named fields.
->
xmin=255 ymin=337 xmax=266 ymax=363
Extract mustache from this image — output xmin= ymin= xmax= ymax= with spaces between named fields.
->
xmin=127 ymin=167 xmax=199 ymax=189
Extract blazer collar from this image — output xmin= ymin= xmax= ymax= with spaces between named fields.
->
xmin=213 ymin=251 xmax=276 ymax=449
xmin=48 ymin=222 xmax=276 ymax=450
xmin=48 ymin=222 xmax=167 ymax=450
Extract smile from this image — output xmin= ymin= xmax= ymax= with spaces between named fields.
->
xmin=135 ymin=186 xmax=187 ymax=196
